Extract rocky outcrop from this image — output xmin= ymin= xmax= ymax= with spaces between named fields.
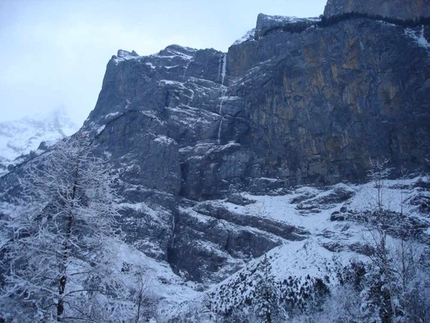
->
xmin=324 ymin=0 xmax=430 ymax=20
xmin=167 ymin=200 xmax=309 ymax=283
xmin=228 ymin=18 xmax=430 ymax=185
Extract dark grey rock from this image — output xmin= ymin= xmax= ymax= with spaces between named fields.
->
xmin=330 ymin=211 xmax=345 ymax=221
xmin=85 ymin=16 xmax=430 ymax=202
xmin=94 ymin=111 xmax=181 ymax=194
xmin=324 ymin=0 xmax=430 ymax=20
xmin=168 ymin=206 xmax=283 ymax=283
xmin=227 ymin=193 xmax=256 ymax=206
xmin=228 ymin=19 xmax=430 ymax=186
xmin=193 ymin=202 xmax=309 ymax=241
xmin=180 ymin=144 xmax=254 ymax=200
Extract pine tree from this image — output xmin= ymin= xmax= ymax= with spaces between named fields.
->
xmin=253 ymin=255 xmax=285 ymax=323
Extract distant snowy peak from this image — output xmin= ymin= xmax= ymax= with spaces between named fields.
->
xmin=0 ymin=108 xmax=79 ymax=175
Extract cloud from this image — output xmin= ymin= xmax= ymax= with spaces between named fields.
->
xmin=0 ymin=0 xmax=327 ymax=126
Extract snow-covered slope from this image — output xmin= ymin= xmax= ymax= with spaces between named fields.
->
xmin=0 ymin=108 xmax=79 ymax=176
xmin=165 ymin=176 xmax=430 ymax=321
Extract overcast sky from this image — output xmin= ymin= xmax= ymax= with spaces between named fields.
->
xmin=0 ymin=0 xmax=327 ymax=126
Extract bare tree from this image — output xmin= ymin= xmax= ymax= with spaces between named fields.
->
xmin=131 ymin=273 xmax=157 ymax=323
xmin=362 ymin=158 xmax=430 ymax=323
xmin=0 ymin=136 xmax=129 ymax=322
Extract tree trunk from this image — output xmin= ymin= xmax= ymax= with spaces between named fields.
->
xmin=57 ymin=161 xmax=79 ymax=321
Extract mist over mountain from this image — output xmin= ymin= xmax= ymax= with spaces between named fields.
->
xmin=0 ymin=108 xmax=78 ymax=176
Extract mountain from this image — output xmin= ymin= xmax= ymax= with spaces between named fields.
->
xmin=0 ymin=108 xmax=79 ymax=176
xmin=1 ymin=0 xmax=430 ymax=322
xmin=83 ymin=13 xmax=430 ymax=201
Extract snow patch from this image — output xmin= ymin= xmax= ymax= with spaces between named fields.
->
xmin=159 ymin=79 xmax=185 ymax=86
xmin=105 ymin=112 xmax=120 ymax=118
xmin=96 ymin=125 xmax=106 ymax=135
xmin=164 ymin=65 xmax=180 ymax=70
xmin=405 ymin=26 xmax=430 ymax=49
xmin=154 ymin=135 xmax=175 ymax=145
xmin=113 ymin=49 xmax=140 ymax=64
xmin=233 ymin=29 xmax=256 ymax=45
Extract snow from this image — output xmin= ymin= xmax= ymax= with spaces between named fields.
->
xmin=0 ymin=109 xmax=79 ymax=175
xmin=167 ymin=102 xmax=221 ymax=127
xmin=154 ymin=135 xmax=175 ymax=145
xmin=153 ymin=49 xmax=194 ymax=61
xmin=268 ymin=239 xmax=350 ymax=282
xmin=164 ymin=65 xmax=180 ymax=69
xmin=217 ymin=178 xmax=425 ymax=242
xmin=217 ymin=118 xmax=223 ymax=145
xmin=114 ymin=45 xmax=195 ymax=67
xmin=111 ymin=240 xmax=200 ymax=314
xmin=216 ymin=177 xmax=425 ymax=264
xmin=207 ymin=142 xmax=240 ymax=154
xmin=257 ymin=14 xmax=321 ymax=31
xmin=159 ymin=79 xmax=185 ymax=86
xmin=2 ymin=166 xmax=428 ymax=321
xmin=179 ymin=142 xmax=216 ymax=154
xmin=183 ymin=60 xmax=192 ymax=81
xmin=233 ymin=29 xmax=256 ymax=45
xmin=346 ymin=178 xmax=416 ymax=214
xmin=405 ymin=26 xmax=430 ymax=49
xmin=417 ymin=26 xmax=430 ymax=48
xmin=113 ymin=50 xmax=141 ymax=64
xmin=182 ymin=177 xmax=430 ymax=319
xmin=264 ymin=15 xmax=314 ymax=24
xmin=96 ymin=125 xmax=106 ymax=135
xmin=105 ymin=112 xmax=120 ymax=118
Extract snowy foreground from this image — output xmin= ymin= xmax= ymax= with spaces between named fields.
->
xmin=1 ymin=167 xmax=429 ymax=322
xmin=99 ymin=176 xmax=429 ymax=322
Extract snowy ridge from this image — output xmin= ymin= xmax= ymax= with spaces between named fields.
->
xmin=256 ymin=13 xmax=320 ymax=33
xmin=113 ymin=45 xmax=196 ymax=65
xmin=233 ymin=29 xmax=256 ymax=45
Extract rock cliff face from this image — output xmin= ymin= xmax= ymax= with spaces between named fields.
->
xmin=87 ymin=14 xmax=430 ymax=200
xmin=69 ymin=9 xmax=430 ymax=283
xmin=227 ymin=19 xmax=430 ymax=186
xmin=324 ymin=0 xmax=430 ymax=20
xmin=2 ymin=0 xmax=430 ymax=292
